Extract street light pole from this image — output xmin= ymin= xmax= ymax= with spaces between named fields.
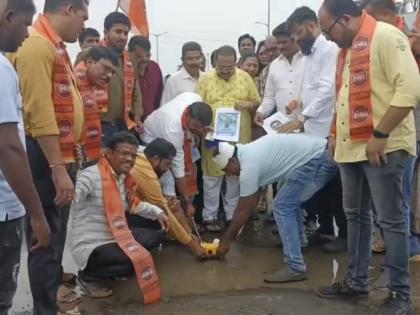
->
xmin=255 ymin=21 xmax=269 ymax=37
xmin=255 ymin=0 xmax=271 ymax=37
xmin=268 ymin=0 xmax=271 ymax=36
xmin=150 ymin=32 xmax=168 ymax=64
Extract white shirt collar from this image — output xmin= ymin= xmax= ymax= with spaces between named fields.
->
xmin=310 ymin=33 xmax=327 ymax=55
xmin=278 ymin=51 xmax=304 ymax=63
xmin=180 ymin=67 xmax=203 ymax=81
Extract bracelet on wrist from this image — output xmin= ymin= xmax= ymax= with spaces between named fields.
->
xmin=49 ymin=163 xmax=66 ymax=169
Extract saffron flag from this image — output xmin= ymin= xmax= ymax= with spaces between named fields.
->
xmin=118 ymin=0 xmax=149 ymax=37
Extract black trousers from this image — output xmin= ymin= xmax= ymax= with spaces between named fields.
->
xmin=79 ymin=216 xmax=164 ymax=283
xmin=193 ymin=159 xmax=204 ymax=223
xmin=305 ymin=173 xmax=347 ymax=239
xmin=25 ymin=137 xmax=74 ymax=315
xmin=0 ymin=217 xmax=24 ymax=315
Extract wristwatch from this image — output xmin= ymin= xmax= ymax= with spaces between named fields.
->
xmin=297 ymin=114 xmax=306 ymax=123
xmin=373 ymin=129 xmax=389 ymax=139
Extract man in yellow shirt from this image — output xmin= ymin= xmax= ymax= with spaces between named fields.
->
xmin=14 ymin=0 xmax=89 ymax=314
xmin=130 ymin=139 xmax=206 ymax=258
xmin=317 ymin=1 xmax=420 ymax=313
xmin=197 ymin=46 xmax=260 ymax=231
xmin=361 ymin=0 xmax=420 ymax=262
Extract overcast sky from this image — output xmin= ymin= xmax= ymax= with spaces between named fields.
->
xmin=33 ymin=0 xmax=323 ymax=74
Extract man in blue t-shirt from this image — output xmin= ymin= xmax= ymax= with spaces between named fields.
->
xmin=0 ymin=1 xmax=50 ymax=313
xmin=216 ymin=134 xmax=338 ymax=283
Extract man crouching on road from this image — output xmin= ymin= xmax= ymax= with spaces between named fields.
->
xmin=216 ymin=134 xmax=338 ymax=283
xmin=70 ymin=132 xmax=168 ymax=303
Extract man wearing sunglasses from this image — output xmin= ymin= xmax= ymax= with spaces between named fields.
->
xmin=317 ymin=0 xmax=420 ymax=314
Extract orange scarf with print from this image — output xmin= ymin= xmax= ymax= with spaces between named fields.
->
xmin=32 ymin=14 xmax=85 ymax=162
xmin=181 ymin=108 xmax=198 ymax=196
xmin=97 ymin=39 xmax=136 ymax=130
xmin=335 ymin=12 xmax=377 ymax=141
xmin=97 ymin=157 xmax=162 ymax=304
xmin=73 ymin=61 xmax=103 ymax=161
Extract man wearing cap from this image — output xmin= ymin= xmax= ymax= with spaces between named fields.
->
xmin=215 ymin=134 xmax=337 ymax=283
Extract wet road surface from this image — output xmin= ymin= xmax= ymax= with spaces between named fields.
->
xmin=11 ymin=219 xmax=420 ymax=314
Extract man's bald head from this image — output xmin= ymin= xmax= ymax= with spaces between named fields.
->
xmin=265 ymin=35 xmax=281 ymax=62
xmin=318 ymin=0 xmax=362 ymax=48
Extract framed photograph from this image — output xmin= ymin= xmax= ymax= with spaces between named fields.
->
xmin=211 ymin=108 xmax=241 ymax=142
xmin=263 ymin=111 xmax=290 ymax=135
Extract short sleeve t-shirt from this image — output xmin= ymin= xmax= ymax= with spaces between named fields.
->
xmin=0 ymin=53 xmax=26 ymax=221
xmin=238 ymin=134 xmax=327 ymax=197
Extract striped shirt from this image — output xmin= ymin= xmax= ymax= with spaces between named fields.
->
xmin=70 ymin=164 xmax=163 ymax=270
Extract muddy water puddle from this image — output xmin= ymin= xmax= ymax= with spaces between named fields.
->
xmin=12 ymin=219 xmax=420 ymax=314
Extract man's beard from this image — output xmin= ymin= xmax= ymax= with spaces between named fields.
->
xmin=300 ymin=37 xmax=316 ymax=56
xmin=155 ymin=168 xmax=165 ymax=178
xmin=339 ymin=31 xmax=354 ymax=49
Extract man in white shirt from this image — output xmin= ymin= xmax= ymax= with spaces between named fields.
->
xmin=255 ymin=22 xmax=304 ymax=124
xmin=0 ymin=0 xmax=50 ymax=313
xmin=160 ymin=42 xmax=204 ymax=105
xmin=281 ymin=7 xmax=347 ymax=255
xmin=141 ymin=92 xmax=213 ymax=218
xmin=282 ymin=6 xmax=339 ymax=138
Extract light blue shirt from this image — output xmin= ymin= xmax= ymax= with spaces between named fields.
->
xmin=0 ymin=53 xmax=26 ymax=221
xmin=238 ymin=134 xmax=327 ymax=197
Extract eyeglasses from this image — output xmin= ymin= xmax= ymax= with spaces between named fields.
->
xmin=322 ymin=15 xmax=342 ymax=39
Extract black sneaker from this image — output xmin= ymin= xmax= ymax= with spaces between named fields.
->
xmin=376 ymin=292 xmax=415 ymax=315
xmin=317 ymin=279 xmax=369 ymax=299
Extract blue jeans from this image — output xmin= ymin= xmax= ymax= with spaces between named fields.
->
xmin=273 ymin=151 xmax=338 ymax=273
xmin=403 ymin=156 xmax=416 ymax=236
xmin=339 ymin=150 xmax=410 ymax=298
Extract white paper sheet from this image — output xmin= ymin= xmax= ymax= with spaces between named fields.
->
xmin=263 ymin=111 xmax=290 ymax=135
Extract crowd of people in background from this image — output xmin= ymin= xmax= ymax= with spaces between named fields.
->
xmin=1 ymin=0 xmax=420 ymax=314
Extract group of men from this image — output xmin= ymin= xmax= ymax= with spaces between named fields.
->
xmin=1 ymin=0 xmax=420 ymax=314
xmin=216 ymin=1 xmax=420 ymax=315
